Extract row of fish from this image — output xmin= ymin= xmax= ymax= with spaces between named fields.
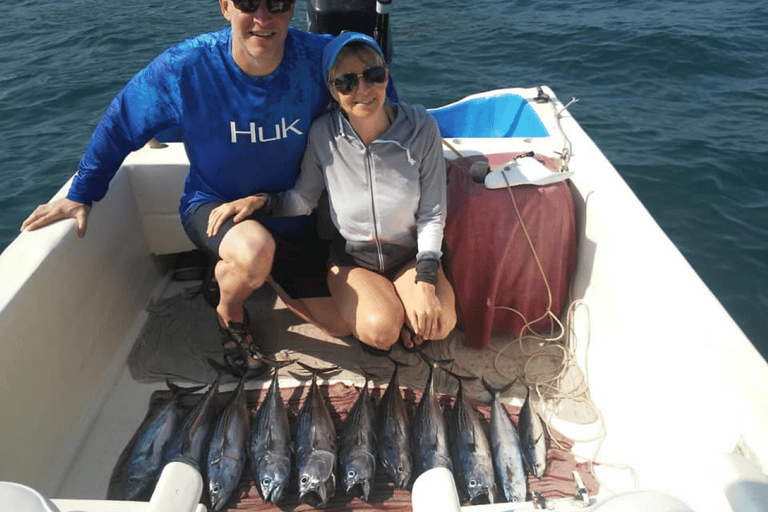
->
xmin=412 ymin=354 xmax=547 ymax=505
xmin=108 ymin=356 xmax=547 ymax=509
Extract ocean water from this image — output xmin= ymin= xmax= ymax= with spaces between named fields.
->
xmin=1 ymin=0 xmax=766 ymax=357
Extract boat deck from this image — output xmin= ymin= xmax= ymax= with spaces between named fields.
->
xmin=56 ymin=266 xmax=599 ymax=507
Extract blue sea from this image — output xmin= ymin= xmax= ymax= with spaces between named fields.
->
xmin=1 ymin=0 xmax=766 ymax=357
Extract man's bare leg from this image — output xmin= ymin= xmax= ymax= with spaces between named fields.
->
xmin=215 ymin=220 xmax=275 ymax=327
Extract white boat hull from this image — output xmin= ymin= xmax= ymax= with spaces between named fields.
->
xmin=1 ymin=87 xmax=766 ymax=512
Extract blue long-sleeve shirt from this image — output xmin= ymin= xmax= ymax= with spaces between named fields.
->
xmin=68 ymin=27 xmax=332 ymax=236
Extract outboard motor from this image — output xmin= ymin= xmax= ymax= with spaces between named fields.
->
xmin=307 ymin=0 xmax=393 ymax=64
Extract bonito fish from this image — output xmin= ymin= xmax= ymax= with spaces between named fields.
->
xmin=165 ymin=372 xmax=222 ymax=468
xmin=482 ymin=378 xmax=526 ymax=503
xmin=446 ymin=371 xmax=496 ymax=504
xmin=206 ymin=375 xmax=249 ymax=510
xmin=375 ymin=359 xmax=412 ymax=489
xmin=518 ymin=386 xmax=547 ymax=478
xmin=249 ymin=362 xmax=292 ymax=504
xmin=411 ymin=353 xmax=453 ymax=477
xmin=339 ymin=374 xmax=377 ymax=501
xmin=295 ymin=362 xmax=338 ymax=508
xmin=107 ymin=379 xmax=204 ymax=500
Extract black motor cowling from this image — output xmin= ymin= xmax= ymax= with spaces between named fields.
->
xmin=306 ymin=0 xmax=393 ymax=63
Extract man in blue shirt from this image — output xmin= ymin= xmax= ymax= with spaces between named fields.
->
xmin=21 ymin=0 xmax=350 ymax=375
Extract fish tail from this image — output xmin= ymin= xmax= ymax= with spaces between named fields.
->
xmin=359 ymin=367 xmax=379 ymax=385
xmin=417 ymin=350 xmax=453 ymax=369
xmin=295 ymin=361 xmax=340 ymax=381
xmin=206 ymin=356 xmax=241 ymax=378
xmin=443 ymin=368 xmax=478 ymax=383
xmin=166 ymin=379 xmax=207 ymax=397
xmin=386 ymin=354 xmax=412 ymax=368
xmin=264 ymin=358 xmax=296 ymax=370
xmin=260 ymin=354 xmax=292 ymax=369
xmin=480 ymin=377 xmax=517 ymax=399
xmin=295 ymin=361 xmax=338 ymax=374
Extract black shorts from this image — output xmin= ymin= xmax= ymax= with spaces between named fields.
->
xmin=182 ymin=202 xmax=331 ymax=299
xmin=328 ymin=231 xmax=417 ymax=281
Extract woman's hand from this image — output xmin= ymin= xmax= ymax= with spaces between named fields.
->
xmin=21 ymin=198 xmax=90 ymax=237
xmin=406 ymin=281 xmax=443 ymax=342
xmin=206 ymin=195 xmax=267 ymax=238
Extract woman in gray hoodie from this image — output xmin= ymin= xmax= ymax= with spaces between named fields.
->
xmin=258 ymin=32 xmax=456 ymax=353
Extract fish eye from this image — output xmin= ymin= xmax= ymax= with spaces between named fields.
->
xmin=300 ymin=476 xmax=309 ymax=485
xmin=468 ymin=479 xmax=477 ymax=487
xmin=511 ymin=496 xmax=519 ymax=502
xmin=347 ymin=470 xmax=356 ymax=478
xmin=211 ymin=484 xmax=220 ymax=493
xmin=396 ymin=464 xmax=404 ymax=473
xmin=262 ymin=477 xmax=271 ymax=486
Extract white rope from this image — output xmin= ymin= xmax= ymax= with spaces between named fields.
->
xmin=483 ymin=169 xmax=639 ymax=492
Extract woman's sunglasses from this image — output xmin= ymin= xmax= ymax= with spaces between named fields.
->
xmin=331 ymin=66 xmax=387 ymax=94
xmin=233 ymin=0 xmax=293 ymax=14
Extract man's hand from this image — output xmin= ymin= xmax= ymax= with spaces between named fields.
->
xmin=21 ymin=198 xmax=90 ymax=238
xmin=206 ymin=195 xmax=267 ymax=238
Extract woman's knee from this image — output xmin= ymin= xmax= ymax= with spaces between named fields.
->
xmin=356 ymin=310 xmax=402 ymax=350
xmin=434 ymin=308 xmax=457 ymax=340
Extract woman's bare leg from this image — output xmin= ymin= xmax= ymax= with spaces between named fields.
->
xmin=327 ymin=265 xmax=404 ymax=351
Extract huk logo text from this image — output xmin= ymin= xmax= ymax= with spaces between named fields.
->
xmin=230 ymin=117 xmax=303 ymax=143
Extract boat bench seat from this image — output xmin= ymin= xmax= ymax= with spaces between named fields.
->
xmin=122 ymin=143 xmax=196 ymax=256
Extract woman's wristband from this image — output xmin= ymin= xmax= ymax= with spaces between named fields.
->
xmin=415 ymin=257 xmax=439 ymax=285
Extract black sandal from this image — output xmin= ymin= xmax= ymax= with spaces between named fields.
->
xmin=202 ymin=259 xmax=221 ymax=308
xmin=220 ymin=309 xmax=268 ymax=377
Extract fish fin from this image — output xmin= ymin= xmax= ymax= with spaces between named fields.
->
xmin=386 ymin=354 xmax=412 ymax=368
xmin=207 ymin=357 xmax=241 ymax=378
xmin=480 ymin=377 xmax=517 ymax=400
xmin=443 ymin=368 xmax=478 ymax=383
xmin=166 ymin=379 xmax=206 ymax=396
xmin=264 ymin=358 xmax=296 ymax=370
xmin=417 ymin=350 xmax=453 ymax=369
xmin=295 ymin=361 xmax=340 ymax=377
xmin=359 ymin=367 xmax=379 ymax=382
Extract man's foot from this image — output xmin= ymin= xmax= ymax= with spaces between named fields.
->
xmin=220 ymin=309 xmax=268 ymax=377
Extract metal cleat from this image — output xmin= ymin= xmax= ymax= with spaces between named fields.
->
xmin=533 ymin=491 xmax=552 ymax=509
xmin=572 ymin=470 xmax=590 ymax=507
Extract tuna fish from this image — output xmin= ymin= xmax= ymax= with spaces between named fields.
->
xmin=249 ymin=363 xmax=292 ymax=504
xmin=375 ymin=359 xmax=412 ymax=489
xmin=107 ymin=380 xmax=204 ymax=500
xmin=206 ymin=375 xmax=250 ymax=510
xmin=518 ymin=386 xmax=547 ymax=478
xmin=411 ymin=353 xmax=453 ymax=477
xmin=165 ymin=372 xmax=222 ymax=468
xmin=295 ymin=362 xmax=338 ymax=508
xmin=482 ymin=378 xmax=526 ymax=503
xmin=446 ymin=371 xmax=496 ymax=504
xmin=339 ymin=374 xmax=377 ymax=501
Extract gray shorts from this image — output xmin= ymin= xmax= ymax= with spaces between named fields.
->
xmin=182 ymin=202 xmax=331 ymax=299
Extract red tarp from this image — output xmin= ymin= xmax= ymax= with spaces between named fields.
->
xmin=444 ymin=153 xmax=578 ymax=348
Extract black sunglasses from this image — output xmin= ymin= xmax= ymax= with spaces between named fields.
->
xmin=233 ymin=0 xmax=293 ymax=14
xmin=331 ymin=66 xmax=387 ymax=94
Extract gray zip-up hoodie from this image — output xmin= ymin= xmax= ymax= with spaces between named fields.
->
xmin=276 ymin=102 xmax=446 ymax=273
